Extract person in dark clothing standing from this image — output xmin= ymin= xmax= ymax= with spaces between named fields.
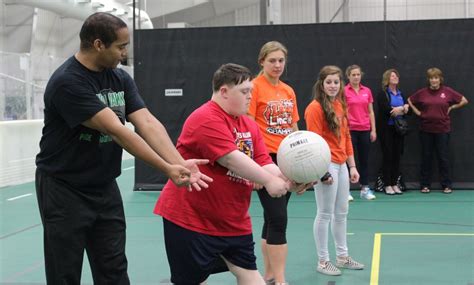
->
xmin=408 ymin=67 xmax=468 ymax=194
xmin=35 ymin=12 xmax=211 ymax=284
xmin=376 ymin=69 xmax=409 ymax=195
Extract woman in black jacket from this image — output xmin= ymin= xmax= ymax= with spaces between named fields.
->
xmin=376 ymin=69 xmax=409 ymax=195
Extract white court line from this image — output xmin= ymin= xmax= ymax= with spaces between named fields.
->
xmin=123 ymin=166 xmax=135 ymax=171
xmin=7 ymin=193 xmax=32 ymax=201
xmin=9 ymin=157 xmax=35 ymax=163
xmin=4 ymin=260 xmax=44 ymax=283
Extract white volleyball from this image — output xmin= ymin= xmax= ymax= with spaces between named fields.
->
xmin=277 ymin=131 xmax=331 ymax=184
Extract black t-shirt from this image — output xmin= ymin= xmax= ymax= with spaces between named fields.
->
xmin=36 ymin=56 xmax=145 ymax=188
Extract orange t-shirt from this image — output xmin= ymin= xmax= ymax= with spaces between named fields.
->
xmin=304 ymin=99 xmax=353 ymax=164
xmin=248 ymin=74 xmax=300 ymax=153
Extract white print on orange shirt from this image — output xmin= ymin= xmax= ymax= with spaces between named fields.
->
xmin=262 ymin=100 xmax=295 ymax=135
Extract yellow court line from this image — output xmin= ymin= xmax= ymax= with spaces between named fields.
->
xmin=369 ymin=233 xmax=474 ymax=285
xmin=370 ymin=233 xmax=381 ymax=285
xmin=378 ymin=233 xmax=474 ymax=236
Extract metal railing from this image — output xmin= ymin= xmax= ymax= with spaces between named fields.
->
xmin=0 ymin=51 xmax=134 ymax=121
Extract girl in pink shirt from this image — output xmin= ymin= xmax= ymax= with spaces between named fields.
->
xmin=344 ymin=65 xmax=377 ymax=201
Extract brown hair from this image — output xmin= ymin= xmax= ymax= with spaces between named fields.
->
xmin=381 ymin=68 xmax=400 ymax=89
xmin=312 ymin=65 xmax=347 ymax=139
xmin=345 ymin=64 xmax=364 ymax=79
xmin=426 ymin=67 xmax=444 ymax=85
xmin=257 ymin=41 xmax=288 ymax=74
xmin=212 ymin=63 xmax=253 ymax=92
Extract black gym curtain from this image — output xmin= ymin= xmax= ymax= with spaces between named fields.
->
xmin=133 ymin=18 xmax=474 ymax=190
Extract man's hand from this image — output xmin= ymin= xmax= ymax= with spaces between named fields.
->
xmin=167 ymin=164 xmax=192 ymax=187
xmin=183 ymin=159 xmax=213 ymax=191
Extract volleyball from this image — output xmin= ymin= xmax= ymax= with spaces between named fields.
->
xmin=277 ymin=131 xmax=331 ymax=184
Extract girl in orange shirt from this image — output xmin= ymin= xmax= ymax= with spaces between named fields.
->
xmin=305 ymin=65 xmax=364 ymax=276
xmin=248 ymin=41 xmax=300 ymax=285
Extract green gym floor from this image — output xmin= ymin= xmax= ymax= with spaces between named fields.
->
xmin=1 ymin=159 xmax=473 ymax=285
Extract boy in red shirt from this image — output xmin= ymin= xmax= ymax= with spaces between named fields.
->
xmin=154 ymin=63 xmax=307 ymax=285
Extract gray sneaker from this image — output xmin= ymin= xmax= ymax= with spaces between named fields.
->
xmin=265 ymin=278 xmax=275 ymax=285
xmin=266 ymin=279 xmax=289 ymax=285
xmin=336 ymin=256 xmax=364 ymax=270
xmin=317 ymin=261 xmax=342 ymax=276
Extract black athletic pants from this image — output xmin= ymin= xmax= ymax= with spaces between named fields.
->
xmin=350 ymin=130 xmax=371 ymax=186
xmin=258 ymin=153 xmax=291 ymax=245
xmin=35 ymin=169 xmax=129 ymax=285
xmin=419 ymin=131 xmax=452 ymax=189
xmin=380 ymin=125 xmax=404 ymax=186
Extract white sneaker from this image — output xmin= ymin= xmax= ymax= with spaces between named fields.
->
xmin=336 ymin=256 xmax=365 ymax=270
xmin=360 ymin=188 xmax=376 ymax=200
xmin=317 ymin=261 xmax=342 ymax=276
xmin=348 ymin=193 xmax=354 ymax=202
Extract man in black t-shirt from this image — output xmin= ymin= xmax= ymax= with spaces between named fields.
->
xmin=35 ymin=12 xmax=211 ymax=285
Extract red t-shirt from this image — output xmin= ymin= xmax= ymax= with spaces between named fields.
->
xmin=154 ymin=100 xmax=273 ymax=236
xmin=409 ymin=86 xmax=463 ymax=133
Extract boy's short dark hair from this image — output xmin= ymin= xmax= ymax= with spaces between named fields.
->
xmin=80 ymin=12 xmax=127 ymax=50
xmin=212 ymin=63 xmax=253 ymax=92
